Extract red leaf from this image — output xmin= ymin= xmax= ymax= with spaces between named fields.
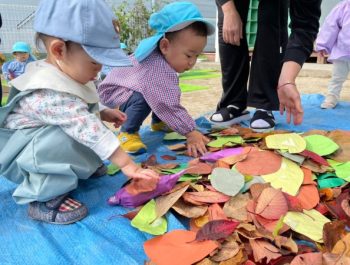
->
xmin=299 ymin=150 xmax=330 ymax=166
xmin=195 ymin=220 xmax=239 ymax=241
xmin=161 ymin=155 xmax=177 ymax=161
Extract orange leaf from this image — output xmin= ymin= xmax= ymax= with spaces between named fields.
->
xmin=236 ymin=150 xmax=282 ymax=176
xmin=144 ymin=230 xmax=218 ymax=265
xmin=296 ymin=184 xmax=319 ymax=210
xmin=183 ymin=191 xmax=230 ymax=205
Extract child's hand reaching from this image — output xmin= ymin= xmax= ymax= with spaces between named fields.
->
xmin=109 ymin=147 xmax=159 ymax=181
xmin=185 ymin=130 xmax=210 ymax=157
xmin=100 ymin=108 xmax=127 ymax=128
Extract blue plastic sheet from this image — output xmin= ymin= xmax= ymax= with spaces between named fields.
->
xmin=1 ymin=94 xmax=350 ymax=264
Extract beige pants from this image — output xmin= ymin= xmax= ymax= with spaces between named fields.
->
xmin=327 ymin=59 xmax=350 ymax=98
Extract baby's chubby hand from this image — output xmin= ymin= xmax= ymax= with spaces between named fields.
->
xmin=186 ymin=130 xmax=210 ymax=158
xmin=100 ymin=108 xmax=127 ymax=128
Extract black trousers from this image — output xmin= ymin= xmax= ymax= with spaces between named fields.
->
xmin=216 ymin=0 xmax=289 ymax=111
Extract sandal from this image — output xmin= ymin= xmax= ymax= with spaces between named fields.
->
xmin=210 ymin=105 xmax=250 ymax=127
xmin=250 ymin=110 xmax=275 ymax=133
xmin=28 ymin=193 xmax=88 ymax=225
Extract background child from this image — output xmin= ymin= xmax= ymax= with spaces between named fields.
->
xmin=2 ymin=41 xmax=36 ymax=81
xmin=316 ymin=0 xmax=350 ymax=109
xmin=0 ymin=0 xmax=158 ymax=225
xmin=98 ymin=1 xmax=215 ymax=157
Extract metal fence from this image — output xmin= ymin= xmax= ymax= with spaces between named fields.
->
xmin=0 ymin=0 xmax=216 ymax=55
xmin=0 ymin=3 xmax=37 ymax=54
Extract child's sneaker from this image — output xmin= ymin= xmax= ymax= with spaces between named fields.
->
xmin=118 ymin=132 xmax=147 ymax=154
xmin=151 ymin=121 xmax=173 ymax=132
xmin=28 ymin=193 xmax=88 ymax=225
xmin=321 ymin=94 xmax=338 ymax=109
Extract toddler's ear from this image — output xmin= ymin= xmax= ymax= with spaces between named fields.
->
xmin=49 ymin=39 xmax=66 ymax=60
xmin=158 ymin=38 xmax=170 ymax=54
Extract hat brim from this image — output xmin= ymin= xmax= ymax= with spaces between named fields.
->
xmin=83 ymin=45 xmax=132 ymax=67
xmin=167 ymin=18 xmax=215 ymax=35
xmin=134 ymin=34 xmax=163 ymax=62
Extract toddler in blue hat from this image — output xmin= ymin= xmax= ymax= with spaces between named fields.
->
xmin=0 ymin=0 xmax=158 ymax=225
xmin=2 ymin=41 xmax=36 ymax=82
xmin=99 ymin=1 xmax=215 ymax=157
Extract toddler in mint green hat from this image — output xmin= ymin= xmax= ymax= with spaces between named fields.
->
xmin=99 ymin=1 xmax=215 ymax=157
xmin=0 ymin=0 xmax=159 ymax=225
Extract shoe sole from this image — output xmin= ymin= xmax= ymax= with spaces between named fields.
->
xmin=126 ymin=148 xmax=147 ymax=155
xmin=209 ymin=112 xmax=251 ymax=128
xmin=28 ymin=207 xmax=88 ymax=225
xmin=250 ymin=126 xmax=275 ymax=133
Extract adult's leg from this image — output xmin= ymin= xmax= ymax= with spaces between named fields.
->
xmin=120 ymin=91 xmax=151 ymax=133
xmin=248 ymin=0 xmax=288 ymax=110
xmin=215 ymin=0 xmax=250 ymax=111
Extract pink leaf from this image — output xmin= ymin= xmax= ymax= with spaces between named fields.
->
xmin=255 ymin=188 xmax=288 ymax=220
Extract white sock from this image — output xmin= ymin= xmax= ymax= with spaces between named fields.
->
xmin=251 ymin=109 xmax=272 ymax=128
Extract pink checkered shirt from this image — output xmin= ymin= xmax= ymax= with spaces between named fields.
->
xmin=98 ymin=50 xmax=196 ymax=135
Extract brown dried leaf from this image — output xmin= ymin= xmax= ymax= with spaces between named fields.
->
xmin=194 ymin=258 xmax=217 ymax=265
xmin=218 ymin=248 xmax=246 ymax=265
xmin=155 ymin=183 xmax=189 ymax=218
xmin=328 ymin=130 xmax=350 ymax=162
xmin=274 ymin=235 xmax=298 ymax=254
xmin=323 ymin=220 xmax=347 ymax=252
xmin=223 ymin=193 xmax=250 ymax=221
xmin=249 ymin=239 xmax=282 ymax=263
xmin=213 ymin=160 xmax=231 ymax=169
xmin=211 ymin=239 xmax=240 ymax=262
xmin=183 ymin=191 xmax=230 ymax=205
xmin=219 ymin=153 xmax=248 ymax=165
xmin=219 ymin=127 xmax=240 ymax=136
xmin=172 ymin=198 xmax=208 ymax=218
xmin=331 ymin=232 xmax=350 ymax=257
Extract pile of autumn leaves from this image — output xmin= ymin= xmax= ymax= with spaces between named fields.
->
xmin=115 ymin=126 xmax=350 ymax=265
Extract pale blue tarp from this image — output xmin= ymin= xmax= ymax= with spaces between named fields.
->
xmin=0 ymin=94 xmax=349 ymax=265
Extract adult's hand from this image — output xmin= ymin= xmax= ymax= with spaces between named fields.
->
xmin=221 ymin=1 xmax=243 ymax=46
xmin=278 ymin=83 xmax=303 ymax=125
xmin=277 ymin=61 xmax=303 ymax=125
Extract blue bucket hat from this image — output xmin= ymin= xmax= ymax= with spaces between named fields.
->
xmin=12 ymin=42 xmax=31 ymax=54
xmin=134 ymin=1 xmax=215 ymax=62
xmin=34 ymin=0 xmax=130 ymax=67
